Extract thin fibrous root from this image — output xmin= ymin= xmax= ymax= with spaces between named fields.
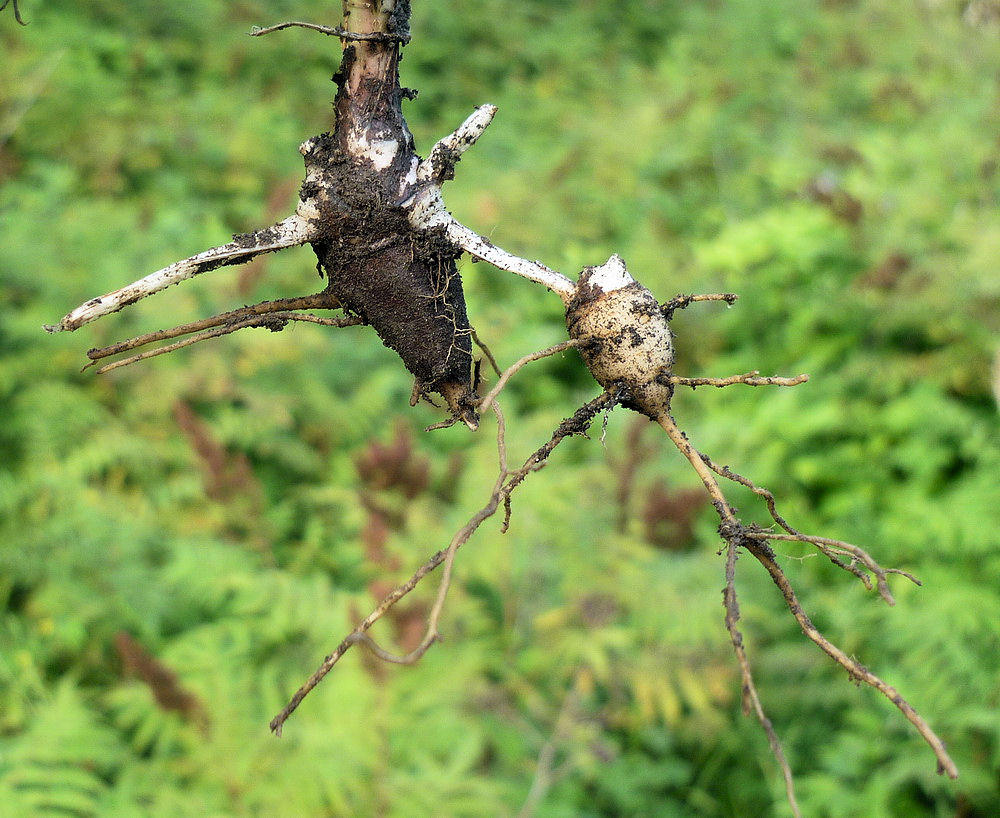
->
xmin=743 ymin=534 xmax=959 ymax=780
xmin=84 ymin=293 xmax=344 ymax=365
xmin=640 ymin=408 xmax=800 ymax=810
xmin=724 ymin=543 xmax=801 ymax=818
xmin=250 ymin=21 xmax=410 ymax=43
xmin=654 ymin=409 xmax=959 ymax=781
xmin=45 ymin=214 xmax=316 ymax=333
xmin=478 ymin=339 xmax=584 ymax=415
xmin=669 ymin=371 xmax=809 ymax=389
xmin=430 ymin=335 xmax=585 ymax=431
xmin=347 ymin=403 xmax=510 ymax=666
xmin=0 ymin=0 xmax=26 ymax=26
xmin=471 ymin=328 xmax=502 ymax=378
xmin=269 ymin=390 xmax=618 ymax=736
xmin=700 ymin=453 xmax=919 ymax=603
xmin=661 ymin=292 xmax=739 ymax=319
xmin=92 ymin=312 xmax=359 ymax=374
xmin=746 ymin=531 xmax=921 ymax=604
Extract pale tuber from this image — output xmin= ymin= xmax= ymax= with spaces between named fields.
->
xmin=565 ymin=255 xmax=675 ymax=418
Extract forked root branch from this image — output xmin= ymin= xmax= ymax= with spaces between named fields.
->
xmin=269 ymin=388 xmax=619 ymax=736
xmin=655 ymin=408 xmax=958 ymax=783
xmin=82 ymin=293 xmax=358 ymax=373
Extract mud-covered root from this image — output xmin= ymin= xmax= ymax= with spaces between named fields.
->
xmin=565 ymin=255 xmax=674 ymax=418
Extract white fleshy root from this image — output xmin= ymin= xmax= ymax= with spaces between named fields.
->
xmin=45 ymin=214 xmax=317 ymax=333
xmin=404 ymin=104 xmax=577 ymax=302
xmin=417 ymin=104 xmax=498 ymax=184
xmin=49 ymin=104 xmax=586 ymax=334
xmin=406 ymin=181 xmax=575 ymax=300
xmin=442 ymin=217 xmax=577 ymax=301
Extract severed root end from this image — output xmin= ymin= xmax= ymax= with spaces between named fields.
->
xmin=435 ymin=380 xmax=480 ymax=430
xmin=565 ymin=255 xmax=674 ymax=417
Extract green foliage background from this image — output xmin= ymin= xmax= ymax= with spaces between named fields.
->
xmin=2 ymin=1 xmax=998 ymax=815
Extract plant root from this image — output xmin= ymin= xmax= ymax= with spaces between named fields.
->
xmin=724 ymin=542 xmax=801 ymax=818
xmin=661 ymin=291 xmax=738 ymax=320
xmin=82 ymin=292 xmax=357 ymax=373
xmin=0 ymin=0 xmax=26 ymax=25
xmin=669 ymin=371 xmax=808 ymax=389
xmin=45 ymin=215 xmax=316 ymax=333
xmin=654 ymin=409 xmax=959 ymax=782
xmin=700 ymin=454 xmax=920 ymax=602
xmin=42 ymin=5 xmax=960 ymax=803
xmin=269 ymin=388 xmax=619 ymax=736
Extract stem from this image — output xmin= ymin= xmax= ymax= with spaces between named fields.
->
xmin=334 ymin=0 xmax=411 ymax=168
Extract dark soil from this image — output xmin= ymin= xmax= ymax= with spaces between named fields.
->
xmin=300 ymin=132 xmax=475 ymax=421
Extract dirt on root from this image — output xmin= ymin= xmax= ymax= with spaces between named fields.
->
xmin=566 ymin=278 xmax=675 ymax=418
xmin=299 ymin=134 xmax=475 ymax=417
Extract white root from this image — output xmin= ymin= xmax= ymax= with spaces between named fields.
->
xmin=417 ymin=104 xmax=498 ymax=184
xmin=405 ymin=187 xmax=576 ymax=300
xmin=401 ymin=105 xmax=579 ymax=302
xmin=48 ymin=104 xmax=575 ymax=338
xmin=442 ymin=217 xmax=578 ymax=301
xmin=45 ymin=214 xmax=317 ymax=333
xmin=45 ymin=105 xmax=606 ymax=338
